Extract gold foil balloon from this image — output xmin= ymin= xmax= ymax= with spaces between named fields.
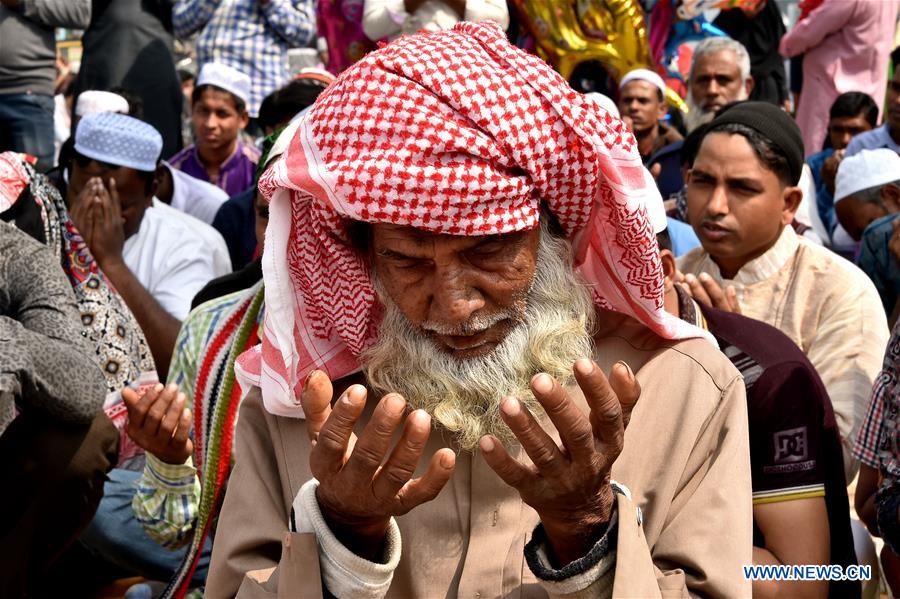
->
xmin=511 ymin=0 xmax=652 ymax=84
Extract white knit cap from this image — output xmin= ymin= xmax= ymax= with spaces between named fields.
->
xmin=75 ymin=91 xmax=129 ymax=117
xmin=834 ymin=148 xmax=900 ymax=204
xmin=196 ymin=62 xmax=251 ymax=106
xmin=584 ymin=92 xmax=620 ymax=119
xmin=74 ymin=112 xmax=162 ymax=172
xmin=619 ymin=68 xmax=667 ymax=98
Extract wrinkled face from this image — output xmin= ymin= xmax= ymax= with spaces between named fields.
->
xmin=828 ymin=113 xmax=873 ymax=150
xmin=370 ymin=224 xmax=541 ymax=360
xmin=68 ymin=153 xmax=152 ymax=239
xmin=191 ymin=87 xmax=248 ymax=155
xmin=835 ymin=195 xmax=889 ymax=241
xmin=618 ymin=80 xmax=666 ymax=135
xmin=690 ymin=51 xmax=748 ymax=115
xmin=887 ymin=70 xmax=900 ymax=135
xmin=687 ymin=132 xmax=797 ymax=277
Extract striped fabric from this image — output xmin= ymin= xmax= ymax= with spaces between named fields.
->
xmin=752 ymin=484 xmax=826 ymax=505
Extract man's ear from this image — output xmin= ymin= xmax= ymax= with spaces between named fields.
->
xmin=240 ymin=110 xmax=250 ymax=130
xmin=881 ymin=184 xmax=900 ymax=213
xmin=657 ymin=99 xmax=669 ymax=121
xmin=781 ymin=185 xmax=803 ymax=225
xmin=744 ymin=75 xmax=755 ymax=98
xmin=660 ymin=248 xmax=677 ymax=286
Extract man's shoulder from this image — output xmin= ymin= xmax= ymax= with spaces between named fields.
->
xmin=168 ymin=145 xmax=197 ymax=169
xmin=795 ymin=238 xmax=878 ymax=297
xmin=846 ymin=126 xmax=889 ymax=156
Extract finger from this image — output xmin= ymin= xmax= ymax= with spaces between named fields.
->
xmin=608 ymin=362 xmax=640 ymax=429
xmin=698 ymin=272 xmax=728 ymax=308
xmin=300 ymin=370 xmax=333 ymax=442
xmin=500 ymin=395 xmax=566 ymax=473
xmin=479 ymin=434 xmax=536 ymax=490
xmin=684 ymin=274 xmax=712 ymax=306
xmin=108 ymin=178 xmax=123 ymax=222
xmin=171 ymin=407 xmax=192 ymax=447
xmin=529 ymin=373 xmax=595 ymax=461
xmin=573 ymin=359 xmax=624 ymax=456
xmin=393 ymin=447 xmax=455 ymax=516
xmin=372 ymin=409 xmax=432 ymax=500
xmin=726 ymin=286 xmax=741 ymax=314
xmin=343 ymin=394 xmax=407 ymax=483
xmin=145 ymin=383 xmax=179 ymax=436
xmin=128 ymin=383 xmax=163 ymax=429
xmin=159 ymin=391 xmax=186 ymax=438
xmin=309 ymin=385 xmax=367 ymax=478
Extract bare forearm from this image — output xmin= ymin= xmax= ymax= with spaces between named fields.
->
xmin=752 ymin=546 xmax=828 ymax=598
xmin=101 ymin=261 xmax=181 ymax=380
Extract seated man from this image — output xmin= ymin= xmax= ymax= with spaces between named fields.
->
xmin=0 ymin=221 xmax=118 ymax=597
xmin=678 ymin=102 xmax=889 ymax=478
xmin=846 ymin=67 xmax=900 ymax=157
xmin=832 ymin=150 xmax=900 ymax=319
xmin=206 ymin=23 xmax=752 ymax=597
xmin=805 ymin=92 xmax=877 ymax=240
xmin=657 ymin=220 xmax=858 ymax=598
xmin=168 ymin=63 xmax=259 ymax=198
xmin=617 ymin=69 xmax=682 ymax=164
xmin=67 ymin=111 xmax=230 ymax=379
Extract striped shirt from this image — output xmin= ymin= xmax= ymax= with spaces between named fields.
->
xmin=173 ymin=0 xmax=316 ymax=116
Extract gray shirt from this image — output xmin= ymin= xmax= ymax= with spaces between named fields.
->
xmin=0 ymin=0 xmax=91 ymax=96
xmin=0 ymin=221 xmax=105 ymax=433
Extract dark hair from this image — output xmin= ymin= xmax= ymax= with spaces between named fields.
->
xmin=680 ymin=123 xmax=709 ymax=168
xmin=109 ymin=87 xmax=144 ymax=119
xmin=829 ymin=92 xmax=878 ymax=127
xmin=257 ymin=80 xmax=326 ymax=132
xmin=705 ymin=121 xmax=792 ymax=187
xmin=177 ymin=69 xmax=195 ymax=84
xmin=191 ymin=84 xmax=246 ymax=114
xmin=656 ymin=230 xmax=672 ymax=252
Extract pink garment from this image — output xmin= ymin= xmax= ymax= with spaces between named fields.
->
xmin=316 ymin=0 xmax=377 ymax=74
xmin=780 ymin=0 xmax=900 ymax=155
xmin=235 ymin=22 xmax=714 ymax=418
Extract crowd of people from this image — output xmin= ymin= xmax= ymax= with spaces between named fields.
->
xmin=2 ymin=0 xmax=900 ymax=598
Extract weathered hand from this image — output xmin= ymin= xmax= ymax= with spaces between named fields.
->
xmin=86 ymin=178 xmax=126 ymax=268
xmin=480 ymin=358 xmax=640 ymax=566
xmin=682 ymin=272 xmax=741 ymax=314
xmin=69 ymin=177 xmax=101 ymax=248
xmin=123 ymin=383 xmax=193 ymax=465
xmin=302 ymin=371 xmax=456 ymax=559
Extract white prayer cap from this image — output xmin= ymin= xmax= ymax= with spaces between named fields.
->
xmin=834 ymin=148 xmax=900 ymax=204
xmin=75 ymin=112 xmax=162 ymax=172
xmin=196 ymin=62 xmax=251 ymax=106
xmin=619 ymin=68 xmax=667 ymax=99
xmin=75 ymin=91 xmax=129 ymax=117
xmin=584 ymin=92 xmax=620 ymax=119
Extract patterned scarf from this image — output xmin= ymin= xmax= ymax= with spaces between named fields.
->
xmin=235 ymin=21 xmax=714 ymax=419
xmin=164 ymin=284 xmax=265 ymax=599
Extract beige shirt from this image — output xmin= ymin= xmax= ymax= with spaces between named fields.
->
xmin=206 ymin=312 xmax=752 ymax=598
xmin=678 ymin=226 xmax=889 ymax=479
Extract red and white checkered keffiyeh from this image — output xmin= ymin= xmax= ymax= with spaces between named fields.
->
xmin=235 ymin=21 xmax=714 ymax=418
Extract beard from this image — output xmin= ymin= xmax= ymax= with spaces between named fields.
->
xmin=684 ymin=87 xmax=750 ymax=133
xmin=360 ymin=225 xmax=596 ymax=450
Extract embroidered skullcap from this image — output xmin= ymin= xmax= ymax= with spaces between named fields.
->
xmin=584 ymin=92 xmax=620 ymax=119
xmin=75 ymin=112 xmax=162 ymax=172
xmin=834 ymin=149 xmax=900 ymax=204
xmin=197 ymin=62 xmax=251 ymax=106
xmin=619 ymin=68 xmax=667 ymax=99
xmin=235 ymin=21 xmax=714 ymax=418
xmin=75 ymin=91 xmax=129 ymax=117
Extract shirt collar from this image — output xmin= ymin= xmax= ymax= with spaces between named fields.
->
xmin=699 ymin=225 xmax=799 ymax=286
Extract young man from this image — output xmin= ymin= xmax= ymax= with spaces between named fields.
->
xmin=168 ymin=62 xmax=259 ymax=197
xmin=678 ymin=102 xmax=889 ymax=478
xmin=684 ymin=37 xmax=753 ymax=132
xmin=657 ymin=222 xmax=858 ymax=599
xmin=617 ymin=68 xmax=682 ymax=164
xmin=805 ymin=92 xmax=878 ymax=240
xmin=67 ymin=112 xmax=229 ymax=379
xmin=847 ymin=67 xmax=900 ymax=157
xmin=206 ymin=22 xmax=753 ymax=597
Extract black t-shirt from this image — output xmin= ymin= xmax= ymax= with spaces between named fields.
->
xmin=697 ymin=302 xmax=860 ymax=598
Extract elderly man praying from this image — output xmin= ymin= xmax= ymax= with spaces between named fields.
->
xmin=207 ymin=23 xmax=752 ymax=598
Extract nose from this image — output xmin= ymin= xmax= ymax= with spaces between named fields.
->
xmin=705 ymin=184 xmax=729 ymax=218
xmin=428 ymin=266 xmax=485 ymax=327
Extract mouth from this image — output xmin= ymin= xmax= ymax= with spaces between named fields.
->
xmin=699 ymin=221 xmax=732 ymax=241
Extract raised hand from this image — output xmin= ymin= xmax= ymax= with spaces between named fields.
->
xmin=86 ymin=177 xmax=126 ymax=268
xmin=682 ymin=272 xmax=741 ymax=314
xmin=301 ymin=371 xmax=456 ymax=560
xmin=480 ymin=359 xmax=640 ymax=566
xmin=123 ymin=383 xmax=193 ymax=465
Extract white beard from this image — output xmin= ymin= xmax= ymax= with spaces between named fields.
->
xmin=684 ymin=86 xmax=750 ymax=133
xmin=361 ymin=226 xmax=596 ymax=450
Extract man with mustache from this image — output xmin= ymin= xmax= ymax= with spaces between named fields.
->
xmin=206 ymin=23 xmax=752 ymax=597
xmin=684 ymin=38 xmax=754 ymax=134
xmin=678 ymin=102 xmax=888 ymax=480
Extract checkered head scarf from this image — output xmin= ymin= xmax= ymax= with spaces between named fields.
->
xmin=236 ymin=21 xmax=713 ymax=418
